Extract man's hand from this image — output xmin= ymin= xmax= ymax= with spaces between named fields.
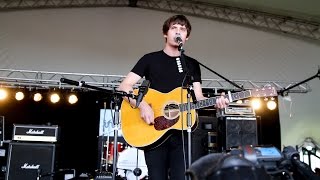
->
xmin=215 ymin=92 xmax=229 ymax=109
xmin=139 ymin=101 xmax=155 ymax=125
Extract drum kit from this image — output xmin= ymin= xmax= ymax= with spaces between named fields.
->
xmin=101 ymin=140 xmax=148 ymax=180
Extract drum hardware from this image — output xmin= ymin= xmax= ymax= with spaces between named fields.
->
xmin=117 ymin=147 xmax=148 ymax=180
xmin=104 ymin=141 xmax=126 ymax=164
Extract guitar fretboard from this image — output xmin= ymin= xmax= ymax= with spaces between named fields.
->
xmin=179 ymin=90 xmax=252 ymax=112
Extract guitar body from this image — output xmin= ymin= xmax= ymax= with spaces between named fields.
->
xmin=121 ymin=87 xmax=197 ymax=149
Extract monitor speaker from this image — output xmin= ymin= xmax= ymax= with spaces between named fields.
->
xmin=218 ymin=116 xmax=257 ymax=151
xmin=6 ymin=142 xmax=55 ymax=180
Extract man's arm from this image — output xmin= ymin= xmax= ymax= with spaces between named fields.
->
xmin=118 ymin=72 xmax=155 ymax=125
xmin=118 ymin=72 xmax=141 ymax=107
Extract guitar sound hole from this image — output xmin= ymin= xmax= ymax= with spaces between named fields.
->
xmin=164 ymin=103 xmax=180 ymax=119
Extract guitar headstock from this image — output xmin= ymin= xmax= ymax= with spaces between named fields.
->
xmin=251 ymin=86 xmax=278 ymax=97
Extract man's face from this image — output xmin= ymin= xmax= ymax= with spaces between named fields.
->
xmin=164 ymin=23 xmax=189 ymax=46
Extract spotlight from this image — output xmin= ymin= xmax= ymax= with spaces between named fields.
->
xmin=50 ymin=93 xmax=60 ymax=103
xmin=15 ymin=91 xmax=25 ymax=101
xmin=33 ymin=93 xmax=43 ymax=102
xmin=267 ymin=99 xmax=277 ymax=110
xmin=68 ymin=94 xmax=78 ymax=104
xmin=251 ymin=98 xmax=261 ymax=110
xmin=0 ymin=88 xmax=8 ymax=100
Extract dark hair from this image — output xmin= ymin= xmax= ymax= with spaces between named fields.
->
xmin=162 ymin=14 xmax=192 ymax=37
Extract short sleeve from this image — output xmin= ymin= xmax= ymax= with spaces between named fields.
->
xmin=131 ymin=55 xmax=149 ymax=78
xmin=186 ymin=57 xmax=202 ymax=83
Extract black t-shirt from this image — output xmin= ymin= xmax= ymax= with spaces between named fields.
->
xmin=131 ymin=50 xmax=201 ymax=93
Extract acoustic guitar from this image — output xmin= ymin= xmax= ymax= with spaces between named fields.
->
xmin=120 ymin=86 xmax=277 ymax=149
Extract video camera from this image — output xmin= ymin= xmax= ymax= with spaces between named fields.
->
xmin=186 ymin=145 xmax=320 ymax=180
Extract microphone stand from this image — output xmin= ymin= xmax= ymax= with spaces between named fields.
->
xmin=279 ymin=67 xmax=320 ymax=96
xmin=195 ymin=61 xmax=244 ymax=91
xmin=178 ymin=43 xmax=244 ymax=180
xmin=60 ymin=78 xmax=136 ymax=180
xmin=178 ymin=45 xmax=196 ymax=175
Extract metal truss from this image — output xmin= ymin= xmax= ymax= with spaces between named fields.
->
xmin=137 ymin=0 xmax=320 ymax=41
xmin=0 ymin=69 xmax=311 ymax=95
xmin=0 ymin=0 xmax=319 ymax=41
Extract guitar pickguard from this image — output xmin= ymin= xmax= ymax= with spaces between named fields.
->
xmin=154 ymin=116 xmax=179 ymax=130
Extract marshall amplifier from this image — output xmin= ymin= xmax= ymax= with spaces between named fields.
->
xmin=6 ymin=142 xmax=55 ymax=180
xmin=216 ymin=103 xmax=255 ymax=117
xmin=12 ymin=124 xmax=59 ymax=143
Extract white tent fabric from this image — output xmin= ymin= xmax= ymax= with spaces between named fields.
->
xmin=0 ymin=7 xmax=319 ymax=148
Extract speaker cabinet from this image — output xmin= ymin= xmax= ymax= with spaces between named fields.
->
xmin=6 ymin=142 xmax=56 ymax=180
xmin=218 ymin=116 xmax=257 ymax=151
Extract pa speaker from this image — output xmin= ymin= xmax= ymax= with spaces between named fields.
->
xmin=6 ymin=142 xmax=56 ymax=180
xmin=218 ymin=116 xmax=257 ymax=151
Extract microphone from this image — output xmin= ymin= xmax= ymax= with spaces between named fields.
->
xmin=136 ymin=80 xmax=150 ymax=107
xmin=174 ymin=34 xmax=183 ymax=49
xmin=60 ymin=78 xmax=84 ymax=87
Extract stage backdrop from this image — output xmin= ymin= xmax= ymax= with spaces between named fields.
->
xmin=0 ymin=7 xmax=319 ymax=153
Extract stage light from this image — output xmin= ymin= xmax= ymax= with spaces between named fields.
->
xmin=267 ymin=98 xmax=277 ymax=110
xmin=68 ymin=94 xmax=78 ymax=104
xmin=251 ymin=98 xmax=261 ymax=110
xmin=15 ymin=91 xmax=25 ymax=101
xmin=0 ymin=88 xmax=8 ymax=100
xmin=50 ymin=93 xmax=60 ymax=103
xmin=33 ymin=92 xmax=43 ymax=102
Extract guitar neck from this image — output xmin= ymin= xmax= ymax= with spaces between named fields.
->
xmin=179 ymin=90 xmax=252 ymax=112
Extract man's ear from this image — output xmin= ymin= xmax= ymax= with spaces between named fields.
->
xmin=186 ymin=37 xmax=189 ymax=41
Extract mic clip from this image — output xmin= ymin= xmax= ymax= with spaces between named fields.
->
xmin=187 ymin=85 xmax=197 ymax=104
xmin=135 ymin=80 xmax=150 ymax=107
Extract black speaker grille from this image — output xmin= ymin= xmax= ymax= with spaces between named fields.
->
xmin=218 ymin=117 xmax=257 ymax=151
xmin=6 ymin=142 xmax=55 ymax=180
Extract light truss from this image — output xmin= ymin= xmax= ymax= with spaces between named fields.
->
xmin=137 ymin=0 xmax=320 ymax=41
xmin=0 ymin=0 xmax=129 ymax=8
xmin=0 ymin=69 xmax=311 ymax=94
xmin=0 ymin=0 xmax=319 ymax=41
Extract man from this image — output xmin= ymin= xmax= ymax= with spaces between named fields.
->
xmin=118 ymin=14 xmax=229 ymax=180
